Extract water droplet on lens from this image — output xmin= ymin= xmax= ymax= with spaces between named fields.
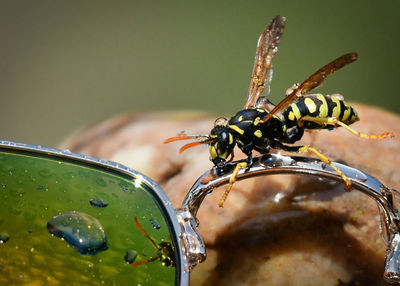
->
xmin=37 ymin=185 xmax=49 ymax=191
xmin=96 ymin=178 xmax=107 ymax=187
xmin=124 ymin=249 xmax=137 ymax=264
xmin=90 ymin=198 xmax=108 ymax=208
xmin=0 ymin=232 xmax=10 ymax=243
xmin=39 ymin=169 xmax=53 ymax=178
xmin=150 ymin=218 xmax=160 ymax=230
xmin=119 ymin=182 xmax=133 ymax=193
xmin=47 ymin=211 xmax=108 ymax=255
xmin=62 ymin=172 xmax=75 ymax=179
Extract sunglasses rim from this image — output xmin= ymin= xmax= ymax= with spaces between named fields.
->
xmin=0 ymin=140 xmax=189 ymax=286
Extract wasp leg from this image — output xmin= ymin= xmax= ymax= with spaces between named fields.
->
xmin=218 ymin=161 xmax=248 ymax=207
xmin=227 ymin=149 xmax=235 ymax=162
xmin=272 ymin=140 xmax=352 ymax=191
xmin=300 ymin=116 xmax=394 ymax=139
xmin=299 ymin=145 xmax=352 ymax=191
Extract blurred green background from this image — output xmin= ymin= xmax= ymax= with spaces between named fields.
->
xmin=1 ymin=0 xmax=399 ymax=147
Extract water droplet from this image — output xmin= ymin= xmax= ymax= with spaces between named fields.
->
xmin=330 ymin=163 xmax=368 ymax=182
xmin=37 ymin=185 xmax=49 ymax=191
xmin=89 ymin=198 xmax=108 ymax=208
xmin=62 ymin=172 xmax=75 ymax=179
xmin=47 ymin=211 xmax=108 ymax=255
xmin=124 ymin=249 xmax=137 ymax=264
xmin=0 ymin=232 xmax=10 ymax=243
xmin=39 ymin=169 xmax=54 ymax=178
xmin=96 ymin=178 xmax=107 ymax=187
xmin=150 ymin=218 xmax=160 ymax=230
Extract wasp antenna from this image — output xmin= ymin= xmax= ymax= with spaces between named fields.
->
xmin=164 ymin=134 xmax=191 ymax=144
xmin=164 ymin=134 xmax=210 ymax=144
xmin=179 ymin=141 xmax=209 ymax=153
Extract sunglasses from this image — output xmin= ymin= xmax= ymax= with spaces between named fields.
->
xmin=1 ymin=140 xmax=400 ymax=285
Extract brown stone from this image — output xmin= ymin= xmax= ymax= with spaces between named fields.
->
xmin=60 ymin=104 xmax=400 ymax=286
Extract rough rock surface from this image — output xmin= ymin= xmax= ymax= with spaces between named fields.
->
xmin=60 ymin=105 xmax=400 ymax=286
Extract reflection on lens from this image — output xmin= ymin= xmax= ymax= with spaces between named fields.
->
xmin=0 ymin=148 xmax=178 ymax=285
xmin=130 ymin=216 xmax=175 ymax=268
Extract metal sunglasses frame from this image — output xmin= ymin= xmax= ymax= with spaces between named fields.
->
xmin=177 ymin=153 xmax=400 ymax=283
xmin=2 ymin=140 xmax=400 ymax=284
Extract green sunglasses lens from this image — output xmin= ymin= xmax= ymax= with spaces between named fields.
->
xmin=0 ymin=147 xmax=180 ymax=285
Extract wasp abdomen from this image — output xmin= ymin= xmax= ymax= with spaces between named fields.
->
xmin=283 ymin=94 xmax=359 ymax=129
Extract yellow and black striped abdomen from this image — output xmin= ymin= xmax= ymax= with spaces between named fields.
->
xmin=282 ymin=94 xmax=359 ymax=129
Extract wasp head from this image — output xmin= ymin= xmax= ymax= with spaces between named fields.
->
xmin=164 ymin=117 xmax=235 ymax=168
xmin=209 ymin=124 xmax=235 ymax=167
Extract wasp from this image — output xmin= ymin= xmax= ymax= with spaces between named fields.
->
xmin=165 ymin=16 xmax=393 ymax=207
xmin=130 ymin=216 xmax=175 ymax=268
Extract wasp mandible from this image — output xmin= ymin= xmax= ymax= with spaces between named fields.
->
xmin=165 ymin=16 xmax=393 ymax=207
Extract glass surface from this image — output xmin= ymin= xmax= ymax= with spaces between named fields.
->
xmin=0 ymin=149 xmax=177 ymax=285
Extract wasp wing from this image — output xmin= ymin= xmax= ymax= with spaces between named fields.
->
xmin=244 ymin=16 xmax=286 ymax=109
xmin=259 ymin=52 xmax=358 ymax=123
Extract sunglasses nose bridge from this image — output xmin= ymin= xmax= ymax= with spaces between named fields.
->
xmin=175 ymin=208 xmax=206 ymax=270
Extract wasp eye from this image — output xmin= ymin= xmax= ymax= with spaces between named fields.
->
xmin=214 ymin=117 xmax=228 ymax=127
